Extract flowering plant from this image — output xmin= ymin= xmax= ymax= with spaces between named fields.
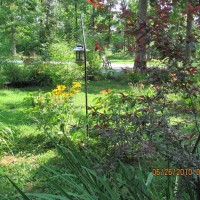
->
xmin=31 ymin=82 xmax=81 ymax=134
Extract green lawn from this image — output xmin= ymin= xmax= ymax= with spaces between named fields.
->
xmin=106 ymin=55 xmax=165 ymax=66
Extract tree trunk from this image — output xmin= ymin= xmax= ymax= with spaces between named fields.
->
xmin=10 ymin=12 xmax=17 ymax=57
xmin=91 ymin=7 xmax=95 ymax=35
xmin=75 ymin=0 xmax=78 ymax=42
xmin=43 ymin=0 xmax=52 ymax=60
xmin=185 ymin=0 xmax=194 ymax=64
xmin=11 ymin=28 xmax=17 ymax=56
xmin=134 ymin=0 xmax=148 ymax=71
xmin=45 ymin=0 xmax=51 ymax=42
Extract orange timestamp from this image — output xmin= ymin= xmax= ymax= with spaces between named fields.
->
xmin=152 ymin=168 xmax=200 ymax=176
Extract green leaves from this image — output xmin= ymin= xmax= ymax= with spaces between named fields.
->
xmin=0 ymin=167 xmax=4 ymax=175
xmin=145 ymin=172 xmax=153 ymax=187
xmin=5 ymin=175 xmax=31 ymax=200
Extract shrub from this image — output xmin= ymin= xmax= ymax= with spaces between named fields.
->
xmin=88 ymin=87 xmax=159 ymax=159
xmin=122 ymin=71 xmax=149 ymax=84
xmin=102 ymin=69 xmax=149 ymax=84
xmin=49 ymin=42 xmax=75 ymax=62
xmin=88 ymin=59 xmax=200 ymax=198
xmin=48 ymin=63 xmax=84 ymax=86
xmin=1 ymin=62 xmax=29 ymax=83
xmin=0 ymin=75 xmax=6 ymax=88
xmin=27 ymin=62 xmax=52 ymax=86
xmin=87 ymin=52 xmax=103 ymax=80
xmin=0 ymin=61 xmax=52 ymax=86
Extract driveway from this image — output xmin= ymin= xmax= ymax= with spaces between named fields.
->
xmin=110 ymin=63 xmax=133 ymax=71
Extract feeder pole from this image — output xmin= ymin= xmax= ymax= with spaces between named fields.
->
xmin=80 ymin=14 xmax=89 ymax=137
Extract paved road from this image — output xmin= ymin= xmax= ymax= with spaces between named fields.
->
xmin=110 ymin=63 xmax=133 ymax=71
xmin=104 ymin=63 xmax=164 ymax=72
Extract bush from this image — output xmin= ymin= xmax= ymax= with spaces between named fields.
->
xmin=0 ymin=41 xmax=80 ymax=87
xmin=88 ymin=87 xmax=158 ymax=159
xmin=0 ymin=61 xmax=52 ymax=87
xmin=26 ymin=62 xmax=52 ymax=86
xmin=48 ymin=62 xmax=84 ymax=86
xmin=1 ymin=62 xmax=29 ymax=83
xmin=0 ymin=74 xmax=6 ymax=88
xmin=0 ymin=60 xmax=85 ymax=87
xmin=87 ymin=52 xmax=103 ymax=80
xmin=49 ymin=42 xmax=75 ymax=62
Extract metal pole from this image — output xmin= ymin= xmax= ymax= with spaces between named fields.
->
xmin=80 ymin=14 xmax=89 ymax=137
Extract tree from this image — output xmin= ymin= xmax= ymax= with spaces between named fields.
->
xmin=0 ymin=0 xmax=41 ymax=57
xmin=134 ymin=0 xmax=148 ymax=70
xmin=0 ymin=1 xmax=19 ymax=56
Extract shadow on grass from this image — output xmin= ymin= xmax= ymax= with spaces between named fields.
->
xmin=0 ymin=153 xmax=67 ymax=199
xmin=4 ymin=112 xmax=88 ymax=156
xmin=0 ymin=129 xmax=90 ymax=199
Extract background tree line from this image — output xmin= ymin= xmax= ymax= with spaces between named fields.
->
xmin=0 ymin=0 xmax=199 ymax=65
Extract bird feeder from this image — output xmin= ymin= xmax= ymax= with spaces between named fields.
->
xmin=73 ymin=44 xmax=88 ymax=65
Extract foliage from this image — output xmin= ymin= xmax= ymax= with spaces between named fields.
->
xmin=48 ymin=62 xmax=84 ymax=86
xmin=0 ymin=61 xmax=52 ymax=87
xmin=30 ymin=83 xmax=82 ymax=134
xmin=0 ymin=124 xmax=16 ymax=156
xmin=29 ymin=62 xmax=53 ymax=86
xmin=87 ymin=52 xmax=103 ymax=80
xmin=0 ymin=60 xmax=86 ymax=87
xmin=89 ymin=86 xmax=157 ymax=159
xmin=102 ymin=69 xmax=149 ymax=84
xmin=49 ymin=42 xmax=75 ymax=62
xmin=89 ymin=59 xmax=200 ymax=197
xmin=1 ymin=62 xmax=30 ymax=83
xmin=1 ymin=74 xmax=198 ymax=199
xmin=0 ymin=0 xmax=200 ymax=198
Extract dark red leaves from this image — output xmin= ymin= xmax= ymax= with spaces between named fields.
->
xmin=94 ymin=125 xmax=101 ymax=129
xmin=182 ymin=4 xmax=200 ymax=15
xmin=95 ymin=41 xmax=102 ymax=51
xmin=187 ymin=67 xmax=198 ymax=74
xmin=86 ymin=0 xmax=104 ymax=9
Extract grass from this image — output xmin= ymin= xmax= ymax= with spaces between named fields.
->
xmin=106 ymin=54 xmax=165 ymax=67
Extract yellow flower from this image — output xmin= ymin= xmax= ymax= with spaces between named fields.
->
xmin=56 ymin=85 xmax=66 ymax=91
xmin=70 ymin=88 xmax=80 ymax=93
xmin=52 ymin=89 xmax=62 ymax=95
xmin=72 ymin=82 xmax=81 ymax=88
xmin=62 ymin=92 xmax=71 ymax=98
xmin=54 ymin=99 xmax=61 ymax=104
